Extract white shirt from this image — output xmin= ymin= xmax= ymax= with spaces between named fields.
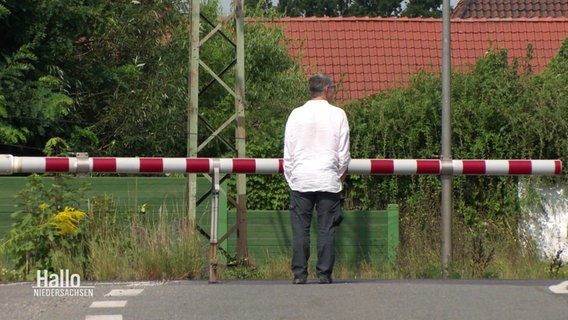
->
xmin=284 ymin=99 xmax=351 ymax=193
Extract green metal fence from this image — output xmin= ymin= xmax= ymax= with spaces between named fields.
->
xmin=227 ymin=206 xmax=399 ymax=266
xmin=0 ymin=176 xmax=219 ymax=239
xmin=198 ymin=206 xmax=400 ymax=267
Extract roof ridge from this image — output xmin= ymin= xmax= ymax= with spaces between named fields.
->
xmin=450 ymin=17 xmax=568 ymax=21
xmin=264 ymin=17 xmax=568 ymax=22
xmin=260 ymin=16 xmax=441 ymax=22
xmin=451 ymin=0 xmax=568 ymax=19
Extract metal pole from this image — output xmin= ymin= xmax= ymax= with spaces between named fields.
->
xmin=234 ymin=0 xmax=248 ymax=260
xmin=187 ymin=0 xmax=200 ymax=222
xmin=440 ymin=0 xmax=452 ymax=276
xmin=209 ymin=164 xmax=220 ymax=283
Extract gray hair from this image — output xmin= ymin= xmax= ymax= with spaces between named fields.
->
xmin=308 ymin=73 xmax=333 ymax=98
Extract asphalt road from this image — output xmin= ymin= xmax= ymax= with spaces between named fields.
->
xmin=1 ymin=279 xmax=567 ymax=320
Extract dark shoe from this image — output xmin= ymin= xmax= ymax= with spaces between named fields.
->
xmin=318 ymin=276 xmax=332 ymax=284
xmin=292 ymin=278 xmax=307 ymax=284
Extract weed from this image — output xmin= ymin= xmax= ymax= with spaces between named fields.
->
xmin=549 ymin=250 xmax=564 ymax=277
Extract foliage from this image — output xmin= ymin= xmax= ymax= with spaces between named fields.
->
xmin=245 ymin=0 xmax=275 ymax=14
xmin=0 ymin=0 xmax=194 ymax=156
xmin=223 ymin=256 xmax=263 ymax=279
xmin=401 ymin=0 xmax=442 ymax=18
xmin=0 ymin=177 xmax=207 ymax=281
xmin=276 ymin=0 xmax=403 ymax=17
xmin=259 ymin=0 xmax=443 ymax=18
xmin=240 ymin=21 xmax=306 ymax=209
xmin=68 ymin=0 xmax=191 ymax=156
xmin=0 ymin=0 xmax=88 ymax=152
xmin=51 ymin=206 xmax=86 ymax=236
xmin=0 ymin=174 xmax=90 ymax=278
xmin=340 ymin=42 xmax=568 ymax=276
xmin=342 ymin=44 xmax=568 ymax=209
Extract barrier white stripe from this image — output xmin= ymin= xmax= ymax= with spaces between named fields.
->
xmin=394 ymin=159 xmax=418 ymax=175
xmin=116 ymin=158 xmax=140 ymax=173
xmin=485 ymin=160 xmax=509 ymax=175
xmin=22 ymin=157 xmax=46 ymax=173
xmin=219 ymin=158 xmax=234 ymax=173
xmin=256 ymin=158 xmax=281 ymax=174
xmin=453 ymin=160 xmax=464 ymax=175
xmin=163 ymin=158 xmax=187 ymax=173
xmin=348 ymin=159 xmax=372 ymax=173
xmin=0 ymin=155 xmax=11 ymax=174
xmin=531 ymin=160 xmax=555 ymax=175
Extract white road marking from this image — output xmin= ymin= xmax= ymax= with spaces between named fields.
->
xmin=86 ymin=288 xmax=144 ymax=320
xmin=90 ymin=300 xmax=128 ymax=308
xmin=85 ymin=315 xmax=123 ymax=320
xmin=105 ymin=288 xmax=144 ymax=297
xmin=549 ymin=281 xmax=568 ymax=294
xmin=87 ymin=280 xmax=167 ymax=286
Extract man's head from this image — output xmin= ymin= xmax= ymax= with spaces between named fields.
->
xmin=309 ymin=73 xmax=336 ymax=100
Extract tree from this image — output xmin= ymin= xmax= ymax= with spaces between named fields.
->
xmin=245 ymin=0 xmax=274 ymax=13
xmin=345 ymin=0 xmax=401 ymax=17
xmin=276 ymin=0 xmax=339 ymax=17
xmin=0 ymin=0 xmax=194 ymax=157
xmin=0 ymin=0 xmax=308 ymax=160
xmin=68 ymin=0 xmax=192 ymax=156
xmin=276 ymin=0 xmax=403 ymax=17
xmin=401 ymin=0 xmax=442 ymax=18
xmin=0 ymin=0 xmax=82 ymax=154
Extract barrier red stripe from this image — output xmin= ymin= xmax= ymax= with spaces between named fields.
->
xmin=556 ymin=160 xmax=562 ymax=175
xmin=278 ymin=159 xmax=284 ymax=174
xmin=370 ymin=159 xmax=394 ymax=174
xmin=140 ymin=158 xmax=163 ymax=172
xmin=508 ymin=160 xmax=532 ymax=175
xmin=92 ymin=158 xmax=117 ymax=172
xmin=46 ymin=158 xmax=69 ymax=172
xmin=462 ymin=160 xmax=486 ymax=174
xmin=186 ymin=158 xmax=210 ymax=173
xmin=417 ymin=160 xmax=440 ymax=174
xmin=233 ymin=159 xmax=256 ymax=173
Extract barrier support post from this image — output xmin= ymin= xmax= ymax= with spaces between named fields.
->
xmin=209 ymin=165 xmax=220 ymax=283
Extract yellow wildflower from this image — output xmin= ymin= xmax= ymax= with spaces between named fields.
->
xmin=50 ymin=206 xmax=87 ymax=236
xmin=39 ymin=203 xmax=48 ymax=211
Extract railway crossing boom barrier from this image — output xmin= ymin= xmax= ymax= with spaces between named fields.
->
xmin=0 ymin=155 xmax=562 ymax=282
xmin=0 ymin=156 xmax=562 ymax=176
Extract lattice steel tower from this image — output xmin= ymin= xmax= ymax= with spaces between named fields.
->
xmin=188 ymin=0 xmax=248 ymax=259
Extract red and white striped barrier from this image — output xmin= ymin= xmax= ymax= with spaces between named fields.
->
xmin=0 ymin=155 xmax=562 ymax=176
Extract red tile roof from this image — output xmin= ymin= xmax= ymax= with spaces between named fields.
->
xmin=452 ymin=0 xmax=568 ymax=19
xmin=267 ymin=17 xmax=568 ymax=104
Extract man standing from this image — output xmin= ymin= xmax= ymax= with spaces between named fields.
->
xmin=283 ymin=73 xmax=351 ymax=284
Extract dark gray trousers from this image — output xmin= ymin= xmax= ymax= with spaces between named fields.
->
xmin=289 ymin=190 xmax=342 ymax=280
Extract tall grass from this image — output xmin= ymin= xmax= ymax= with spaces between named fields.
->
xmin=2 ymin=193 xmax=566 ymax=281
xmin=86 ymin=195 xmax=207 ymax=280
xmin=220 ymin=208 xmax=568 ymax=280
